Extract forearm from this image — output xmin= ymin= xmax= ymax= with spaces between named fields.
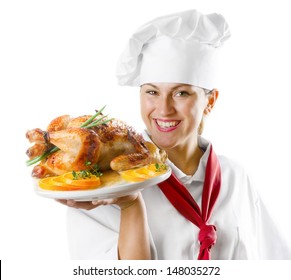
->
xmin=118 ymin=193 xmax=151 ymax=260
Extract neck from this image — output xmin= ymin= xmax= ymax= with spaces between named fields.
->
xmin=165 ymin=140 xmax=203 ymax=176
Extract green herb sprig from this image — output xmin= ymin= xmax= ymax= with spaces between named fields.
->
xmin=155 ymin=163 xmax=167 ymax=172
xmin=26 ymin=106 xmax=112 ymax=167
xmin=72 ymin=161 xmax=103 ymax=180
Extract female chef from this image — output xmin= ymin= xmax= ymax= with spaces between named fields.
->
xmin=58 ymin=9 xmax=291 ymax=260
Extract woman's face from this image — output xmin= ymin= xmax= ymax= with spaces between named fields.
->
xmin=140 ymin=83 xmax=212 ymax=151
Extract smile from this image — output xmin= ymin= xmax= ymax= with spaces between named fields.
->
xmin=154 ymin=119 xmax=181 ymax=131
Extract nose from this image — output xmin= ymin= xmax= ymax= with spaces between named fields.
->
xmin=157 ymin=95 xmax=175 ymax=116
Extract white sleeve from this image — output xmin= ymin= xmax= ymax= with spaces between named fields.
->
xmin=66 ymin=206 xmax=120 ymax=260
xmin=255 ymin=196 xmax=291 ymax=259
xmin=229 ymin=167 xmax=291 ymax=260
xmin=66 ymin=205 xmax=158 ymax=260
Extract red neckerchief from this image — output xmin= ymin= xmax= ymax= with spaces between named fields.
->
xmin=158 ymin=145 xmax=221 ymax=260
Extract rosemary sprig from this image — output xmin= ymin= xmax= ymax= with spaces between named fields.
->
xmin=26 ymin=106 xmax=112 ymax=167
xmin=26 ymin=146 xmax=60 ymax=167
xmin=84 ymin=114 xmax=111 ymax=128
xmin=79 ymin=105 xmax=106 ymax=128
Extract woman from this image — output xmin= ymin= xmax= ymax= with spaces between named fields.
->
xmin=58 ymin=9 xmax=291 ymax=260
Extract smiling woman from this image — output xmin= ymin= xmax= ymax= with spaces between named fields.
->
xmin=140 ymin=83 xmax=219 ymax=176
xmin=140 ymin=83 xmax=218 ymax=155
xmin=59 ymin=9 xmax=291 ymax=260
xmin=1 ymin=1 xmax=291 ymax=276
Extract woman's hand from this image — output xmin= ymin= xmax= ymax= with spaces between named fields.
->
xmin=55 ymin=192 xmax=139 ymax=211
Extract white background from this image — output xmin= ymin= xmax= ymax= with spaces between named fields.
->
xmin=1 ymin=0 xmax=291 ymax=276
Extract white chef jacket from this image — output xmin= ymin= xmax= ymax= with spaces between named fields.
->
xmin=66 ymin=134 xmax=291 ymax=260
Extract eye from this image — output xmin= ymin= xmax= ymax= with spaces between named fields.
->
xmin=175 ymin=91 xmax=190 ymax=97
xmin=145 ymin=90 xmax=158 ymax=96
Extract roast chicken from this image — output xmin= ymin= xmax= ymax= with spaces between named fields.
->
xmin=26 ymin=113 xmax=167 ymax=179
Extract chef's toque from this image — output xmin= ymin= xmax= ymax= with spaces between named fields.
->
xmin=116 ymin=9 xmax=230 ymax=90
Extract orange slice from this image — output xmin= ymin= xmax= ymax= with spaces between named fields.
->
xmin=38 ymin=173 xmax=101 ymax=191
xmin=120 ymin=164 xmax=168 ymax=182
xmin=136 ymin=166 xmax=157 ymax=177
xmin=38 ymin=176 xmax=79 ymax=191
xmin=60 ymin=172 xmax=101 ymax=188
xmin=120 ymin=169 xmax=150 ymax=182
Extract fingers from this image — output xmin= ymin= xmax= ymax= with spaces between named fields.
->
xmin=55 ymin=192 xmax=141 ymax=211
xmin=92 ymin=198 xmax=116 ymax=206
xmin=92 ymin=193 xmax=140 ymax=209
xmin=55 ymin=199 xmax=97 ymax=210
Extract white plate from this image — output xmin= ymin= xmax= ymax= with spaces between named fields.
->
xmin=34 ymin=167 xmax=171 ymax=201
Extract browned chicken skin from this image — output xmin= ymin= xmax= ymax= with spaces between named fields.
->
xmin=26 ymin=114 xmax=167 ymax=178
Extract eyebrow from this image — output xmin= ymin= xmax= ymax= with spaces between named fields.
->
xmin=143 ymin=83 xmax=159 ymax=89
xmin=143 ymin=83 xmax=189 ymax=91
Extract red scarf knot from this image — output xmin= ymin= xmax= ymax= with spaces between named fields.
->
xmin=157 ymin=144 xmax=221 ymax=260
xmin=198 ymin=224 xmax=217 ymax=249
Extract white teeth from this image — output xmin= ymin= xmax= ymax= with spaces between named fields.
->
xmin=157 ymin=120 xmax=179 ymax=128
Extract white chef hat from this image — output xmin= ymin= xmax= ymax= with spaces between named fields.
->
xmin=116 ymin=9 xmax=230 ymax=90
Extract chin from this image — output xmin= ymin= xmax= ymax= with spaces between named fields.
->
xmin=151 ymin=136 xmax=177 ymax=151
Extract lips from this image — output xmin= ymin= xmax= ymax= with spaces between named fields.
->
xmin=154 ymin=119 xmax=181 ymax=132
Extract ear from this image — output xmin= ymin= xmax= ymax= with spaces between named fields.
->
xmin=204 ymin=89 xmax=219 ymax=115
